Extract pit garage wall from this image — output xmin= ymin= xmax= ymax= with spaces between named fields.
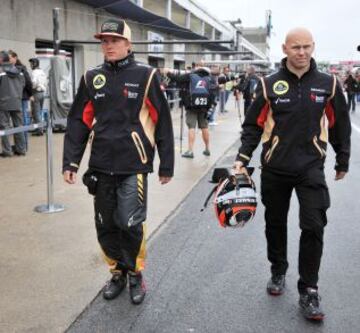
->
xmin=0 ymin=0 xmax=204 ymax=87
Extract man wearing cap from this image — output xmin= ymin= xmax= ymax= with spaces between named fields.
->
xmin=63 ymin=19 xmax=174 ymax=305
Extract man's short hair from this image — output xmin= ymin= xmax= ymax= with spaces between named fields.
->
xmin=0 ymin=50 xmax=10 ymax=63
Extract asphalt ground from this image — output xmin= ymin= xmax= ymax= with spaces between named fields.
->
xmin=0 ymin=100 xmax=242 ymax=333
xmin=67 ymin=108 xmax=360 ymax=333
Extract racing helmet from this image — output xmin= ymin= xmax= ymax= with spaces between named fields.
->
xmin=214 ymin=173 xmax=257 ymax=228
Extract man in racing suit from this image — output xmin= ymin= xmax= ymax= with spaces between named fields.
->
xmin=63 ymin=19 xmax=174 ymax=305
xmin=234 ymin=28 xmax=351 ymax=320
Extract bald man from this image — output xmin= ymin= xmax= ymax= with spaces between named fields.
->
xmin=234 ymin=28 xmax=351 ymax=320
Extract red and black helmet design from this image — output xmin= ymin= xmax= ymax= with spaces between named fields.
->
xmin=214 ymin=174 xmax=257 ymax=228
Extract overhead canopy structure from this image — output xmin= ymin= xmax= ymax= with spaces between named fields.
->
xmin=78 ymin=0 xmax=232 ymax=51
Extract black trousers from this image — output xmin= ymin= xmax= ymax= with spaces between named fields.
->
xmin=244 ymin=98 xmax=252 ymax=115
xmin=261 ymin=167 xmax=330 ymax=293
xmin=93 ymin=173 xmax=148 ymax=274
xmin=347 ymin=92 xmax=356 ymax=112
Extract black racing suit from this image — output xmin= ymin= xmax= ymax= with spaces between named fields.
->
xmin=63 ymin=53 xmax=174 ymax=273
xmin=236 ymin=58 xmax=351 ymax=293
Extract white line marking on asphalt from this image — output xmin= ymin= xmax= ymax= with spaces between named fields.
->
xmin=352 ymin=122 xmax=360 ymax=134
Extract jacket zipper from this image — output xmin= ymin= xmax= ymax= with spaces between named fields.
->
xmin=265 ymin=136 xmax=279 ymax=163
xmin=313 ymin=136 xmax=326 ymax=158
xmin=131 ymin=131 xmax=148 ymax=164
xmin=88 ymin=129 xmax=95 ymax=146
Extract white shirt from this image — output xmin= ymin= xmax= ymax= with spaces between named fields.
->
xmin=31 ymin=68 xmax=47 ymax=92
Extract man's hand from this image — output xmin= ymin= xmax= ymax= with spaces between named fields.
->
xmin=233 ymin=161 xmax=249 ymax=176
xmin=30 ymin=96 xmax=35 ymax=102
xmin=64 ymin=170 xmax=77 ymax=184
xmin=335 ymin=171 xmax=347 ymax=181
xmin=159 ymin=176 xmax=172 ymax=185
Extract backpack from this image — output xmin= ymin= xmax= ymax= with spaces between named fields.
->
xmin=189 ymin=73 xmax=211 ymax=109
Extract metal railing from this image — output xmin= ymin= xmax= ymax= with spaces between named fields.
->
xmin=0 ymin=110 xmax=65 ymax=214
xmin=0 ymin=93 xmax=183 ymax=214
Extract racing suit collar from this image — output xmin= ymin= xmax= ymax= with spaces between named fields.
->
xmin=281 ymin=57 xmax=317 ymax=79
xmin=104 ymin=52 xmax=135 ymax=70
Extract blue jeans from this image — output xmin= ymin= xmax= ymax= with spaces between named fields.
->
xmin=208 ymin=107 xmax=216 ymax=122
xmin=219 ymin=90 xmax=231 ymax=113
xmin=22 ymin=100 xmax=30 ymax=150
xmin=31 ymin=92 xmax=44 ymax=134
xmin=219 ymin=91 xmax=226 ymax=113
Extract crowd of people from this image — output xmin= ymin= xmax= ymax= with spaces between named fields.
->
xmin=2 ymin=47 xmax=357 ymax=161
xmin=0 ymin=50 xmax=47 ymax=157
xmin=159 ymin=63 xmax=261 ymax=158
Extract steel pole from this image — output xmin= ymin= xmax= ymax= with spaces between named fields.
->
xmin=34 ymin=8 xmax=64 ymax=214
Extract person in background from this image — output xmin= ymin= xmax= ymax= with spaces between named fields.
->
xmin=241 ymin=66 xmax=260 ymax=115
xmin=164 ymin=64 xmax=213 ymax=158
xmin=207 ymin=65 xmax=220 ymax=126
xmin=355 ymin=71 xmax=360 ymax=104
xmin=218 ymin=66 xmax=231 ymax=113
xmin=0 ymin=50 xmax=26 ymax=157
xmin=29 ymin=57 xmax=47 ymax=135
xmin=344 ymin=71 xmax=357 ymax=112
xmin=9 ymin=50 xmax=32 ymax=150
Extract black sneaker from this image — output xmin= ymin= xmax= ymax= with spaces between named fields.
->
xmin=182 ymin=150 xmax=194 ymax=158
xmin=103 ymin=273 xmax=127 ymax=300
xmin=14 ymin=151 xmax=26 ymax=156
xmin=129 ymin=272 xmax=146 ymax=305
xmin=267 ymin=274 xmax=285 ymax=296
xmin=203 ymin=149 xmax=210 ymax=156
xmin=299 ymin=288 xmax=325 ymax=321
xmin=0 ymin=152 xmax=13 ymax=158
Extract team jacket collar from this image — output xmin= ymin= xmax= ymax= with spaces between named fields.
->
xmin=104 ymin=52 xmax=135 ymax=71
xmin=280 ymin=57 xmax=317 ymax=79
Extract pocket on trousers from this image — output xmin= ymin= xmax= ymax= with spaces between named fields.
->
xmin=301 ymin=167 xmax=330 ymax=209
xmin=82 ymin=169 xmax=98 ymax=195
xmin=114 ymin=174 xmax=147 ymax=230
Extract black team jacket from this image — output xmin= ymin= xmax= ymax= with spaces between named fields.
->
xmin=63 ymin=53 xmax=174 ymax=177
xmin=236 ymin=58 xmax=351 ymax=175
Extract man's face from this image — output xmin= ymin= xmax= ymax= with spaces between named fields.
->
xmin=247 ymin=66 xmax=255 ymax=75
xmin=282 ymin=33 xmax=314 ymax=70
xmin=9 ymin=54 xmax=16 ymax=65
xmin=101 ymin=36 xmax=131 ymax=62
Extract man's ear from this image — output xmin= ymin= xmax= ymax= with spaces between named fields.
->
xmin=127 ymin=41 xmax=132 ymax=53
xmin=282 ymin=43 xmax=286 ymax=55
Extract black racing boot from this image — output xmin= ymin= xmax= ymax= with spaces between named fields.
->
xmin=299 ymin=288 xmax=325 ymax=321
xmin=129 ymin=272 xmax=146 ymax=305
xmin=267 ymin=274 xmax=286 ymax=296
xmin=103 ymin=272 xmax=127 ymax=300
